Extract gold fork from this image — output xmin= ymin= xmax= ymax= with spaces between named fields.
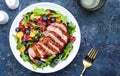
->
xmin=80 ymin=48 xmax=98 ymax=76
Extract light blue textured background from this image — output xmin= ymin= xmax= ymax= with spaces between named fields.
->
xmin=0 ymin=0 xmax=120 ymax=76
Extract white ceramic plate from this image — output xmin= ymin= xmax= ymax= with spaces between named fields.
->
xmin=9 ymin=2 xmax=81 ymax=73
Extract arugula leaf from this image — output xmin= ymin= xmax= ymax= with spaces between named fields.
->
xmin=24 ymin=12 xmax=33 ymax=17
xmin=50 ymin=43 xmax=73 ymax=67
xmin=36 ymin=30 xmax=42 ymax=37
xmin=31 ymin=60 xmax=48 ymax=70
xmin=38 ymin=55 xmax=55 ymax=69
xmin=22 ymin=19 xmax=28 ymax=26
xmin=16 ymin=41 xmax=22 ymax=50
xmin=22 ymin=16 xmax=29 ymax=26
xmin=67 ymin=22 xmax=76 ymax=36
xmin=32 ymin=23 xmax=38 ymax=27
xmin=48 ymin=9 xmax=57 ymax=14
xmin=13 ymin=35 xmax=18 ymax=42
xmin=50 ymin=59 xmax=59 ymax=67
xmin=22 ymin=12 xmax=32 ymax=26
xmin=26 ymin=42 xmax=34 ymax=48
xmin=61 ymin=43 xmax=73 ymax=60
xmin=20 ymin=52 xmax=30 ymax=62
xmin=39 ymin=62 xmax=48 ymax=69
xmin=43 ymin=55 xmax=55 ymax=65
xmin=47 ymin=55 xmax=55 ymax=62
xmin=32 ymin=63 xmax=39 ymax=70
xmin=32 ymin=8 xmax=50 ymax=16
xmin=32 ymin=23 xmax=42 ymax=29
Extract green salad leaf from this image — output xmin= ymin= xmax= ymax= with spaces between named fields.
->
xmin=32 ymin=23 xmax=38 ymax=27
xmin=32 ymin=63 xmax=39 ymax=70
xmin=41 ymin=55 xmax=55 ymax=66
xmin=51 ymin=12 xmax=67 ymax=24
xmin=13 ymin=35 xmax=18 ymax=42
xmin=39 ymin=62 xmax=48 ymax=69
xmin=22 ymin=12 xmax=32 ymax=26
xmin=67 ymin=22 xmax=76 ymax=36
xmin=32 ymin=8 xmax=50 ymax=16
xmin=26 ymin=42 xmax=34 ymax=48
xmin=20 ymin=52 xmax=30 ymax=62
xmin=47 ymin=55 xmax=55 ymax=62
xmin=31 ymin=55 xmax=55 ymax=69
xmin=45 ymin=55 xmax=54 ymax=64
xmin=50 ymin=43 xmax=73 ymax=67
xmin=61 ymin=43 xmax=73 ymax=60
xmin=36 ymin=30 xmax=42 ymax=37
xmin=48 ymin=9 xmax=57 ymax=14
xmin=24 ymin=12 xmax=33 ymax=17
xmin=22 ymin=19 xmax=28 ymax=26
xmin=60 ymin=15 xmax=67 ymax=24
xmin=50 ymin=59 xmax=60 ymax=67
xmin=16 ymin=41 xmax=22 ymax=50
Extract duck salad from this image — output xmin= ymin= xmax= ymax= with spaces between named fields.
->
xmin=13 ymin=8 xmax=76 ymax=69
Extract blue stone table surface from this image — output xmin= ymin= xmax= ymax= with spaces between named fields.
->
xmin=0 ymin=0 xmax=120 ymax=76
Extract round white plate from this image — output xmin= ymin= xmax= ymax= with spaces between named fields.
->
xmin=9 ymin=2 xmax=81 ymax=73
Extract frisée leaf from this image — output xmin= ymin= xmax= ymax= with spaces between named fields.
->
xmin=68 ymin=22 xmax=76 ymax=36
xmin=32 ymin=8 xmax=50 ymax=16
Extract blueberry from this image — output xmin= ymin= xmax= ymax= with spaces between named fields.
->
xmin=58 ymin=54 xmax=63 ymax=59
xmin=24 ymin=50 xmax=28 ymax=55
xmin=37 ymin=61 xmax=42 ymax=66
xmin=67 ymin=22 xmax=69 ymax=25
xmin=22 ymin=41 xmax=27 ymax=46
xmin=53 ymin=59 xmax=57 ymax=63
xmin=32 ymin=18 xmax=37 ymax=23
xmin=15 ymin=27 xmax=20 ymax=32
xmin=34 ymin=37 xmax=39 ymax=42
xmin=25 ymin=29 xmax=30 ymax=34
xmin=50 ymin=17 xmax=56 ymax=23
xmin=42 ymin=16 xmax=48 ymax=21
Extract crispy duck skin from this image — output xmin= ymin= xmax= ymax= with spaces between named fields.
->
xmin=28 ymin=23 xmax=69 ymax=63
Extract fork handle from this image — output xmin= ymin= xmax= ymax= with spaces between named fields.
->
xmin=80 ymin=67 xmax=87 ymax=76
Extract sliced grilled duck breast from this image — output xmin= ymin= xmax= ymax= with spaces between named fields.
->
xmin=28 ymin=23 xmax=69 ymax=63
xmin=50 ymin=23 xmax=67 ymax=32
xmin=47 ymin=25 xmax=68 ymax=43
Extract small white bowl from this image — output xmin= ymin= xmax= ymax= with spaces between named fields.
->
xmin=0 ymin=10 xmax=9 ymax=24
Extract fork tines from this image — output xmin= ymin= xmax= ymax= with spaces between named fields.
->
xmin=85 ymin=48 xmax=98 ymax=63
